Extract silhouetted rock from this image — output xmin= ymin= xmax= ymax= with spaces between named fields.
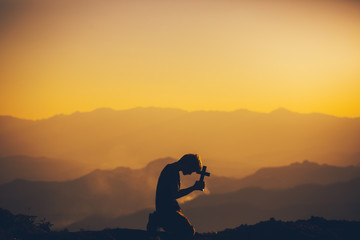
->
xmin=0 ymin=208 xmax=52 ymax=240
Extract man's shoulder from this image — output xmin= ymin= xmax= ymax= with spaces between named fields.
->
xmin=160 ymin=163 xmax=179 ymax=177
xmin=163 ymin=163 xmax=177 ymax=171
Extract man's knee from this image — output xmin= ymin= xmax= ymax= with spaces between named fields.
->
xmin=159 ymin=211 xmax=196 ymax=239
xmin=173 ymin=227 xmax=194 ymax=240
xmin=175 ymin=220 xmax=195 ymax=240
xmin=147 ymin=212 xmax=160 ymax=233
xmin=184 ymin=225 xmax=195 ymax=239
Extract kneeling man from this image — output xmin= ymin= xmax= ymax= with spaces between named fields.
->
xmin=147 ymin=154 xmax=206 ymax=240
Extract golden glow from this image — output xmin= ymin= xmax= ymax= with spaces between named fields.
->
xmin=1 ymin=0 xmax=360 ymax=119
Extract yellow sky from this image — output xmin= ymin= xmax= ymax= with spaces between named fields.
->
xmin=1 ymin=0 xmax=360 ymax=119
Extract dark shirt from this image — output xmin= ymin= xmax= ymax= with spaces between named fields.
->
xmin=155 ymin=163 xmax=181 ymax=213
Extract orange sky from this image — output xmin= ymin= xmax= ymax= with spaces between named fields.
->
xmin=1 ymin=0 xmax=360 ymax=119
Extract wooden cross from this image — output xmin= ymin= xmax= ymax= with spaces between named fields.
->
xmin=199 ymin=166 xmax=210 ymax=191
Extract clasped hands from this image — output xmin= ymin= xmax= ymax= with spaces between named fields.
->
xmin=193 ymin=180 xmax=205 ymax=191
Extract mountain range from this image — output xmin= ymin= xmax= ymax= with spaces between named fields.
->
xmin=1 ymin=107 xmax=359 ymax=177
xmin=183 ymin=177 xmax=360 ymax=232
xmin=0 ymin=155 xmax=90 ymax=184
xmin=70 ymin=178 xmax=360 ymax=232
xmin=1 ymin=157 xmax=360 ymax=230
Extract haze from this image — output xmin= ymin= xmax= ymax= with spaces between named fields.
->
xmin=1 ymin=108 xmax=359 ymax=178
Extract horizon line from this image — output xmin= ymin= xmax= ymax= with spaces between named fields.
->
xmin=1 ymin=106 xmax=359 ymax=121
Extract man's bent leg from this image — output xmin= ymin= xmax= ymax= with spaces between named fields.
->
xmin=161 ymin=210 xmax=195 ymax=240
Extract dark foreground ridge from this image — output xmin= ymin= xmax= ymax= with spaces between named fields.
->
xmin=1 ymin=208 xmax=360 ymax=240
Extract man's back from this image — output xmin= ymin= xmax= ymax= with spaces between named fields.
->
xmin=155 ymin=163 xmax=181 ymax=213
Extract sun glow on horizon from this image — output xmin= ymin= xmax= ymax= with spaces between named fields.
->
xmin=1 ymin=0 xmax=360 ymax=119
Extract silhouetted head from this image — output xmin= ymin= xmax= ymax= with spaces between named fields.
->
xmin=178 ymin=154 xmax=202 ymax=175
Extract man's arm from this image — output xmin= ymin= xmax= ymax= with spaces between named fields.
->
xmin=175 ymin=186 xmax=195 ymax=199
xmin=175 ymin=181 xmax=205 ymax=199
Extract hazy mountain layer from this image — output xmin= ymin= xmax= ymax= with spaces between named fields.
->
xmin=1 ymin=108 xmax=359 ymax=177
xmin=184 ymin=178 xmax=360 ymax=232
xmin=71 ymin=178 xmax=360 ymax=232
xmin=1 ymin=157 xmax=360 ymax=229
xmin=1 ymin=157 xmax=354 ymax=230
xmin=0 ymin=155 xmax=91 ymax=184
xmin=0 ymin=157 xmax=175 ymax=228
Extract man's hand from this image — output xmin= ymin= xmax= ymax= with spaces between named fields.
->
xmin=176 ymin=181 xmax=206 ymax=198
xmin=193 ymin=180 xmax=205 ymax=191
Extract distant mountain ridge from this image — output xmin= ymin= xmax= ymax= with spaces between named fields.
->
xmin=0 ymin=155 xmax=91 ymax=184
xmin=1 ymin=107 xmax=359 ymax=177
xmin=231 ymin=160 xmax=360 ymax=189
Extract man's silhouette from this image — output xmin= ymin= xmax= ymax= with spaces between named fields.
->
xmin=147 ymin=154 xmax=205 ymax=240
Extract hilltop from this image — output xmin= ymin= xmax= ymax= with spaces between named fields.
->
xmin=1 ymin=207 xmax=359 ymax=240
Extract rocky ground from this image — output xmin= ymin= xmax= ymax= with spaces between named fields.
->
xmin=2 ymin=208 xmax=360 ymax=240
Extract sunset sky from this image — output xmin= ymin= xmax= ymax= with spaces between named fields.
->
xmin=1 ymin=0 xmax=360 ymax=119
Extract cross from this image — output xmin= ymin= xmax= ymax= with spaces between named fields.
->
xmin=198 ymin=166 xmax=210 ymax=191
